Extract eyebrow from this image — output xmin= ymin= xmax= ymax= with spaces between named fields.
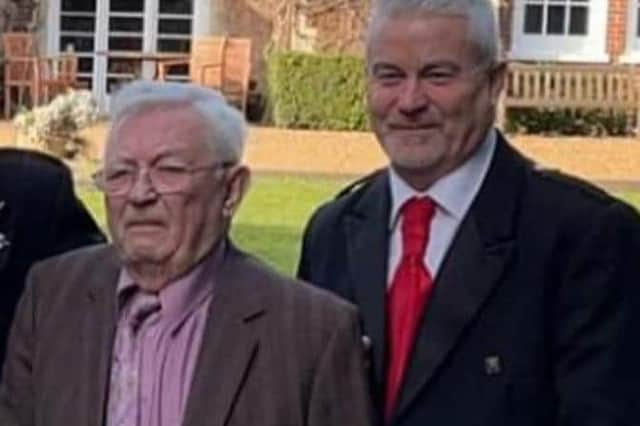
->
xmin=370 ymin=60 xmax=464 ymax=74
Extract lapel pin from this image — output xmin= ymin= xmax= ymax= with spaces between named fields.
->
xmin=484 ymin=355 xmax=502 ymax=376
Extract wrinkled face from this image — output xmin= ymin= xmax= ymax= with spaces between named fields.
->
xmin=367 ymin=12 xmax=504 ymax=190
xmin=104 ymin=105 xmax=244 ymax=279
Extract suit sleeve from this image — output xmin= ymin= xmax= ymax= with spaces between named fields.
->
xmin=0 ymin=264 xmax=38 ymax=426
xmin=48 ymin=166 xmax=105 ymax=255
xmin=307 ymin=306 xmax=373 ymax=426
xmin=554 ymin=202 xmax=640 ymax=425
xmin=297 ymin=212 xmax=316 ymax=282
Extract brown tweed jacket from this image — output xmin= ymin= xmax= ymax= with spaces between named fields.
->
xmin=0 ymin=243 xmax=373 ymax=426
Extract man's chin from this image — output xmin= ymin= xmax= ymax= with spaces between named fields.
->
xmin=122 ymin=244 xmax=170 ymax=265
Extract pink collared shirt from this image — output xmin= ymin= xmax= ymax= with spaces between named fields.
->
xmin=107 ymin=245 xmax=223 ymax=426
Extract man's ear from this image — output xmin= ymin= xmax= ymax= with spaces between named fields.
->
xmin=222 ymin=165 xmax=251 ymax=218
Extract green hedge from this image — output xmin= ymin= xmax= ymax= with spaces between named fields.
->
xmin=505 ymin=108 xmax=634 ymax=137
xmin=266 ymin=51 xmax=368 ymax=131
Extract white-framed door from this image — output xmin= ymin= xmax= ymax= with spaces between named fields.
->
xmin=47 ymin=0 xmax=211 ymax=113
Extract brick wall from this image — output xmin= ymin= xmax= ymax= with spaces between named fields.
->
xmin=305 ymin=1 xmax=370 ymax=54
xmin=608 ymin=0 xmax=629 ymax=62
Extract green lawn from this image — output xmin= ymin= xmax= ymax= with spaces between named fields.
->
xmin=78 ymin=176 xmax=640 ymax=276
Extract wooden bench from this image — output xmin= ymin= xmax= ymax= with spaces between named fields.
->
xmin=498 ymin=63 xmax=640 ymax=131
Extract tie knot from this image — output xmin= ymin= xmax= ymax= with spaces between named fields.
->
xmin=126 ymin=291 xmax=161 ymax=332
xmin=401 ymin=197 xmax=436 ymax=257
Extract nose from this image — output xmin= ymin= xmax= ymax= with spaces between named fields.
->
xmin=397 ymin=77 xmax=429 ymax=116
xmin=127 ymin=168 xmax=158 ymax=204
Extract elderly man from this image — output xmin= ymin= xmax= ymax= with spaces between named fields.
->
xmin=298 ymin=1 xmax=640 ymax=425
xmin=0 ymin=81 xmax=372 ymax=426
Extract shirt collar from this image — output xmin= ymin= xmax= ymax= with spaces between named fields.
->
xmin=389 ymin=128 xmax=497 ymax=229
xmin=116 ymin=240 xmax=225 ymax=332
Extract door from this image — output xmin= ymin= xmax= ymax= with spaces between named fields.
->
xmin=48 ymin=0 xmax=204 ymax=113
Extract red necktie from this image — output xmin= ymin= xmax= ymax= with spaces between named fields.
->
xmin=385 ymin=196 xmax=436 ymax=421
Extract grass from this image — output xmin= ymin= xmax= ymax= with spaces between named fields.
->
xmin=78 ymin=176 xmax=640 ymax=276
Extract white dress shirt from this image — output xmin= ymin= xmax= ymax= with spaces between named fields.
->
xmin=387 ymin=129 xmax=497 ymax=286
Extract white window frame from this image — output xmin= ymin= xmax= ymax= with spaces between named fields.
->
xmin=510 ymin=0 xmax=609 ymax=63
xmin=620 ymin=0 xmax=640 ymax=63
xmin=46 ymin=0 xmax=212 ymax=112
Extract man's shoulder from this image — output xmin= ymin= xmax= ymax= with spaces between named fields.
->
xmin=527 ymin=164 xmax=634 ymax=214
xmin=230 ymin=248 xmax=358 ymax=320
xmin=28 ymin=243 xmax=117 ymax=292
xmin=307 ymin=168 xmax=388 ymax=226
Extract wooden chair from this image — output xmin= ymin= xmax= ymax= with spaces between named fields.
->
xmin=220 ymin=37 xmax=252 ymax=114
xmin=157 ymin=36 xmax=226 ymax=90
xmin=35 ymin=52 xmax=79 ymax=103
xmin=2 ymin=32 xmax=38 ymax=117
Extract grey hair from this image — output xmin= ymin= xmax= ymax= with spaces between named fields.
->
xmin=367 ymin=0 xmax=502 ymax=65
xmin=108 ymin=80 xmax=247 ymax=163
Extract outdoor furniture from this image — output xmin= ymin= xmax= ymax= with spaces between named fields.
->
xmin=2 ymin=32 xmax=38 ymax=117
xmin=157 ymin=36 xmax=252 ymax=113
xmin=96 ymin=50 xmax=190 ymax=80
xmin=34 ymin=53 xmax=79 ymax=103
xmin=157 ymin=36 xmax=226 ymax=90
xmin=499 ymin=62 xmax=640 ymax=130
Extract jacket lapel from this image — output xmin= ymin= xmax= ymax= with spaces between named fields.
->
xmin=182 ymin=244 xmax=265 ymax=426
xmin=83 ymin=247 xmax=120 ymax=426
xmin=394 ymin=136 xmax=528 ymax=420
xmin=343 ymin=172 xmax=391 ymax=404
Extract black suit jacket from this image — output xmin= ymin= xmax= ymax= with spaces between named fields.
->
xmin=0 ymin=148 xmax=105 ymax=366
xmin=298 ymin=133 xmax=640 ymax=426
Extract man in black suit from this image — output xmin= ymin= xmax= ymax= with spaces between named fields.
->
xmin=0 ymin=148 xmax=105 ymax=366
xmin=298 ymin=0 xmax=640 ymax=425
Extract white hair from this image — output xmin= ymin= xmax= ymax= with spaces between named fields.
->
xmin=367 ymin=0 xmax=502 ymax=65
xmin=108 ymin=80 xmax=247 ymax=163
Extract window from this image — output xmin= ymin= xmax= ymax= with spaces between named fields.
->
xmin=510 ymin=0 xmax=608 ymax=62
xmin=621 ymin=0 xmax=640 ymax=61
xmin=523 ymin=0 xmax=589 ymax=36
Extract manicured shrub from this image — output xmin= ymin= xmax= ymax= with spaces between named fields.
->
xmin=266 ymin=51 xmax=368 ymax=131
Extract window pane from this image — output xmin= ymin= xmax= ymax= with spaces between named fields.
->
xmin=158 ymin=19 xmax=191 ymax=35
xmin=157 ymin=38 xmax=191 ymax=52
xmin=159 ymin=0 xmax=193 ymax=15
xmin=109 ymin=17 xmax=144 ymax=32
xmin=78 ymin=57 xmax=93 ymax=73
xmin=569 ymin=6 xmax=588 ymax=35
xmin=61 ymin=16 xmax=95 ymax=32
xmin=60 ymin=36 xmax=94 ymax=52
xmin=547 ymin=5 xmax=566 ymax=34
xmin=62 ymin=0 xmax=95 ymax=12
xmin=524 ymin=5 xmax=543 ymax=34
xmin=108 ymin=37 xmax=143 ymax=51
xmin=110 ymin=0 xmax=144 ymax=12
xmin=77 ymin=76 xmax=92 ymax=89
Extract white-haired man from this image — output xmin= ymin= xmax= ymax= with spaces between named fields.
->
xmin=298 ymin=1 xmax=640 ymax=425
xmin=0 ymin=81 xmax=372 ymax=426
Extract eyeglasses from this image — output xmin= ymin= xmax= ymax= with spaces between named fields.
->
xmin=92 ymin=161 xmax=233 ymax=196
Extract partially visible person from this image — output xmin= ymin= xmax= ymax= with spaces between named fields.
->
xmin=0 ymin=148 xmax=105 ymax=367
xmin=0 ymin=81 xmax=372 ymax=426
